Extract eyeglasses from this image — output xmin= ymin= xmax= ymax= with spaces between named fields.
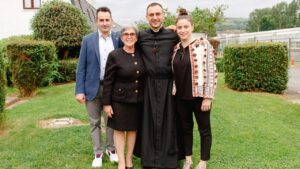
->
xmin=122 ymin=33 xmax=136 ymax=37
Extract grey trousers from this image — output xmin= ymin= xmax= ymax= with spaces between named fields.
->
xmin=85 ymin=86 xmax=115 ymax=154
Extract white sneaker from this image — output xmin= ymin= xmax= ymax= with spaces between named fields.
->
xmin=92 ymin=154 xmax=103 ymax=168
xmin=106 ymin=150 xmax=119 ymax=162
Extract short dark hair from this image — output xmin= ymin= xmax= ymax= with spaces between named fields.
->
xmin=146 ymin=2 xmax=163 ymax=14
xmin=96 ymin=7 xmax=112 ymax=19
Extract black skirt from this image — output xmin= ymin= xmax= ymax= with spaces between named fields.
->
xmin=107 ymin=101 xmax=142 ymax=131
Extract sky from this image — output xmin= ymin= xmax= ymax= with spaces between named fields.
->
xmin=89 ymin=0 xmax=294 ymax=25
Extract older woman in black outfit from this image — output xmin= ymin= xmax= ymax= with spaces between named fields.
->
xmin=102 ymin=26 xmax=144 ymax=169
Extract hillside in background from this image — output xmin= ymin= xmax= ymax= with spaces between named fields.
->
xmin=216 ymin=17 xmax=248 ymax=32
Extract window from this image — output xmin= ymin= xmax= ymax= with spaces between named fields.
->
xmin=23 ymin=0 xmax=41 ymax=9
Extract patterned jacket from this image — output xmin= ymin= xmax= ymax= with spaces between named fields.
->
xmin=171 ymin=37 xmax=218 ymax=99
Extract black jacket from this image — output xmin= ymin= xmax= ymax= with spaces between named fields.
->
xmin=102 ymin=48 xmax=145 ymax=105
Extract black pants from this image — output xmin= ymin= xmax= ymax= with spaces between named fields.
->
xmin=176 ymin=97 xmax=212 ymax=161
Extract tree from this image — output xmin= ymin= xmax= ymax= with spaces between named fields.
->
xmin=191 ymin=5 xmax=226 ymax=37
xmin=287 ymin=0 xmax=300 ymax=27
xmin=163 ymin=8 xmax=176 ymax=26
xmin=135 ymin=20 xmax=148 ymax=31
xmin=260 ymin=15 xmax=276 ymax=31
xmin=246 ymin=8 xmax=275 ymax=32
xmin=247 ymin=9 xmax=262 ymax=32
xmin=246 ymin=0 xmax=300 ymax=32
xmin=271 ymin=2 xmax=289 ymax=29
xmin=31 ymin=0 xmax=91 ymax=58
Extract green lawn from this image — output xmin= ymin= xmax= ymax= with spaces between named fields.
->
xmin=0 ymin=74 xmax=300 ymax=169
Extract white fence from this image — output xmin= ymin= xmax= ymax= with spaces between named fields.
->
xmin=216 ymin=27 xmax=300 ymax=61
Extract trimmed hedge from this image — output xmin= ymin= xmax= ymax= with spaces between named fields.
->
xmin=7 ymin=40 xmax=57 ymax=97
xmin=224 ymin=42 xmax=288 ymax=93
xmin=0 ymin=53 xmax=6 ymax=128
xmin=53 ymin=59 xmax=78 ymax=83
xmin=0 ymin=35 xmax=33 ymax=86
xmin=216 ymin=57 xmax=224 ymax=72
xmin=0 ymin=55 xmax=6 ymax=113
xmin=31 ymin=0 xmax=91 ymax=58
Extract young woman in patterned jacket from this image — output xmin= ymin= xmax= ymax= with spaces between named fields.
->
xmin=172 ymin=8 xmax=218 ymax=169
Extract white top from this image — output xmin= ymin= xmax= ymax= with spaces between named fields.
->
xmin=98 ymin=30 xmax=115 ymax=80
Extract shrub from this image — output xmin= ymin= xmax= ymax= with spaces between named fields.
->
xmin=31 ymin=0 xmax=91 ymax=59
xmin=0 ymin=35 xmax=33 ymax=86
xmin=0 ymin=53 xmax=6 ymax=128
xmin=0 ymin=55 xmax=6 ymax=111
xmin=38 ymin=61 xmax=60 ymax=87
xmin=216 ymin=57 xmax=224 ymax=72
xmin=7 ymin=40 xmax=57 ymax=97
xmin=53 ymin=59 xmax=78 ymax=83
xmin=224 ymin=42 xmax=288 ymax=93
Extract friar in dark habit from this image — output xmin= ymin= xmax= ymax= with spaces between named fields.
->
xmin=134 ymin=2 xmax=184 ymax=169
